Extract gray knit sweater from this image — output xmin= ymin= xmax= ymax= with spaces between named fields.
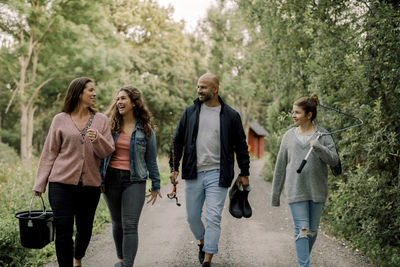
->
xmin=272 ymin=126 xmax=339 ymax=206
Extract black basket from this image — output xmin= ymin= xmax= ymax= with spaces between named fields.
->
xmin=15 ymin=195 xmax=54 ymax=249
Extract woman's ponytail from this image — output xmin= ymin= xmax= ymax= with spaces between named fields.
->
xmin=294 ymin=94 xmax=319 ymax=121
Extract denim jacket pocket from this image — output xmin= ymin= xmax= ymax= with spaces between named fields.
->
xmin=136 ymin=138 xmax=146 ymax=152
xmin=135 ymin=137 xmax=147 ymax=177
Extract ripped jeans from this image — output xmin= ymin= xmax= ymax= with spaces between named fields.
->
xmin=289 ymin=201 xmax=324 ymax=267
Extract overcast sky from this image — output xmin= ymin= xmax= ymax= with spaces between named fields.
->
xmin=155 ymin=0 xmax=216 ymax=32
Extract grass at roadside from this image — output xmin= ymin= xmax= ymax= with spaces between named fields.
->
xmin=0 ymin=154 xmax=170 ymax=266
xmin=0 ymin=159 xmax=55 ymax=266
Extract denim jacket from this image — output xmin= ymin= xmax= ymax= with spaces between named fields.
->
xmin=100 ymin=122 xmax=160 ymax=191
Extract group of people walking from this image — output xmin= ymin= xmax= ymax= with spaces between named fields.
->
xmin=33 ymin=73 xmax=338 ymax=267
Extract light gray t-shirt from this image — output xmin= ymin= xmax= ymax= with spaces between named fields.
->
xmin=196 ymin=103 xmax=221 ymax=172
xmin=294 ymin=127 xmax=315 ymax=145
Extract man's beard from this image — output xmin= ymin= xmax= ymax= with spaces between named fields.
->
xmin=199 ymin=92 xmax=213 ymax=102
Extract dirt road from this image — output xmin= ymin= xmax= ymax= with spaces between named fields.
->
xmin=46 ymin=159 xmax=371 ymax=267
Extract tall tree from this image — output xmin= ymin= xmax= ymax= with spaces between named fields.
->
xmin=109 ymin=0 xmax=204 ymax=151
xmin=200 ymin=0 xmax=270 ymax=129
xmin=0 ymin=0 xmax=128 ymax=165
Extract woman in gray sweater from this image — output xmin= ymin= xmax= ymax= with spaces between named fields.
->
xmin=272 ymin=94 xmax=338 ymax=267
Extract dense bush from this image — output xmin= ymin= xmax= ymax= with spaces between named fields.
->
xmin=324 ymin=99 xmax=400 ymax=266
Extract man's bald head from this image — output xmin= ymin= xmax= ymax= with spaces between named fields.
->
xmin=198 ymin=73 xmax=219 ymax=91
xmin=197 ymin=73 xmax=220 ymax=106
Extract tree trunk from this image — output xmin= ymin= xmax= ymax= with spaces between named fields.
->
xmin=20 ymin=104 xmax=29 ymax=165
xmin=398 ymin=160 xmax=400 ymax=200
xmin=27 ymin=105 xmax=36 ymax=163
xmin=20 ymin=103 xmax=36 ymax=167
xmin=0 ymin=112 xmax=2 ymax=143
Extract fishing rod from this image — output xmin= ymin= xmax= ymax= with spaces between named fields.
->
xmin=296 ymin=103 xmax=364 ymax=174
xmin=167 ymin=112 xmax=181 ymax=206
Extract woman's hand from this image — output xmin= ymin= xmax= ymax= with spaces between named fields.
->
xmin=146 ymin=189 xmax=162 ymax=205
xmin=87 ymin=128 xmax=98 ymax=141
xmin=33 ymin=191 xmax=42 ymax=197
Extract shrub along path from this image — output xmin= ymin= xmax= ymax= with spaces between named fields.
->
xmin=46 ymin=159 xmax=371 ymax=266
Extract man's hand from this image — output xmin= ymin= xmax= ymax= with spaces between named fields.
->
xmin=238 ymin=176 xmax=249 ymax=187
xmin=170 ymin=171 xmax=179 ymax=185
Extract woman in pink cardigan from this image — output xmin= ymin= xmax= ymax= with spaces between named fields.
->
xmin=33 ymin=77 xmax=114 ymax=267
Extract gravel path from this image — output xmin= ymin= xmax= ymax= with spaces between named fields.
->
xmin=46 ymin=159 xmax=372 ymax=267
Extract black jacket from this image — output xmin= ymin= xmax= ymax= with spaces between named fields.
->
xmin=170 ymin=96 xmax=250 ymax=187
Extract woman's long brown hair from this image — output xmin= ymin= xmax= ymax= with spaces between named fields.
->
xmin=62 ymin=77 xmax=97 ymax=113
xmin=106 ymin=86 xmax=154 ymax=136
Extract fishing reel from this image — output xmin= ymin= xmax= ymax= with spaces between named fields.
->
xmin=167 ymin=185 xmax=181 ymax=207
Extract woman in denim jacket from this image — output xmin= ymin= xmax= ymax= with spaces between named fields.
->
xmin=100 ymin=85 xmax=161 ymax=267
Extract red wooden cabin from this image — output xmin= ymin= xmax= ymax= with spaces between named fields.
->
xmin=248 ymin=122 xmax=268 ymax=158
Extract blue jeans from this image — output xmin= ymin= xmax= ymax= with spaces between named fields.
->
xmin=289 ymin=201 xmax=324 ymax=267
xmin=185 ymin=169 xmax=228 ymax=254
xmin=104 ymin=167 xmax=146 ymax=267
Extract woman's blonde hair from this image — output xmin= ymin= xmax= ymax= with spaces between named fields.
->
xmin=294 ymin=93 xmax=319 ymax=121
xmin=106 ymin=86 xmax=154 ymax=136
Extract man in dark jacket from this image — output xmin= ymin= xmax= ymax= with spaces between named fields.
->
xmin=170 ymin=73 xmax=250 ymax=267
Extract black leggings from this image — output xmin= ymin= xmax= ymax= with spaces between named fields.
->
xmin=49 ymin=182 xmax=100 ymax=267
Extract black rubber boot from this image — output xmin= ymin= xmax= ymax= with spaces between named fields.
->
xmin=228 ymin=182 xmax=243 ymax=218
xmin=242 ymin=189 xmax=252 ymax=218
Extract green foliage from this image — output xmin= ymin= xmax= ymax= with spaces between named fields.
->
xmin=106 ymin=0 xmax=203 ymax=153
xmin=0 ymin=160 xmax=56 ymax=266
xmin=325 ymin=99 xmax=400 ymax=266
xmin=0 ymin=0 xmax=129 ymax=162
xmin=200 ymin=0 xmax=271 ymax=127
xmin=0 ymin=0 xmax=204 ymax=156
xmin=0 ymin=142 xmax=18 ymax=166
xmin=0 ymin=129 xmax=20 ymax=154
xmin=236 ymin=0 xmax=400 ymax=266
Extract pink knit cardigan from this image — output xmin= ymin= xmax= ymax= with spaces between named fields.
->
xmin=33 ymin=112 xmax=115 ymax=193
